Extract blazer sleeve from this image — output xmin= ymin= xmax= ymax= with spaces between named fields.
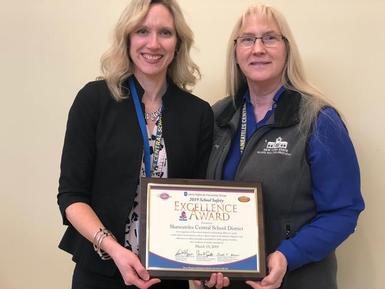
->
xmin=57 ymin=83 xmax=100 ymax=225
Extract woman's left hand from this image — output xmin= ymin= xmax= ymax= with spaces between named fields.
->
xmin=193 ymin=273 xmax=230 ymax=289
xmin=246 ymin=251 xmax=287 ymax=289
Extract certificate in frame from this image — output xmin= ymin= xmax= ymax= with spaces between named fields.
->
xmin=139 ymin=178 xmax=266 ymax=280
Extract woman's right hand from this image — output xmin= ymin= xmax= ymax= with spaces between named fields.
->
xmin=108 ymin=241 xmax=161 ymax=289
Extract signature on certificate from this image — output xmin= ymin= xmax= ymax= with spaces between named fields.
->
xmin=175 ymin=249 xmax=194 ymax=257
xmin=196 ymin=250 xmax=214 ymax=257
xmin=217 ymin=252 xmax=240 ymax=257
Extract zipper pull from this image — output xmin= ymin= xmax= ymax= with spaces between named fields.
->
xmin=285 ymin=224 xmax=291 ymax=239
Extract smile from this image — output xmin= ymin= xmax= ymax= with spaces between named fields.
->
xmin=249 ymin=61 xmax=270 ymax=65
xmin=142 ymin=53 xmax=163 ymax=61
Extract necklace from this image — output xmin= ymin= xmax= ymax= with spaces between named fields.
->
xmin=144 ymin=106 xmax=162 ymax=122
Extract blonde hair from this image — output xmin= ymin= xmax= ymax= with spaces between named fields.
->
xmin=100 ymin=0 xmax=200 ymax=101
xmin=226 ymin=4 xmax=331 ymax=133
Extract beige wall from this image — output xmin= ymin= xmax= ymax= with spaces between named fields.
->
xmin=0 ymin=0 xmax=384 ymax=288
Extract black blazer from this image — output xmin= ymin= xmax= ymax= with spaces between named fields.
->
xmin=58 ymin=77 xmax=214 ymax=275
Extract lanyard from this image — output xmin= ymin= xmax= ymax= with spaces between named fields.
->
xmin=239 ymin=87 xmax=284 ymax=154
xmin=240 ymin=103 xmax=247 ymax=154
xmin=129 ymin=77 xmax=163 ymax=177
xmin=152 ymin=117 xmax=163 ymax=172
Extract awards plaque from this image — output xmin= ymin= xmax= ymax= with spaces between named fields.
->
xmin=139 ymin=178 xmax=266 ymax=280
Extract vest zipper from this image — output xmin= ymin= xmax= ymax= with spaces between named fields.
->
xmin=210 ymin=130 xmax=233 ymax=179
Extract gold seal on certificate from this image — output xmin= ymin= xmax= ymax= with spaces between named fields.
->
xmin=139 ymin=178 xmax=266 ymax=280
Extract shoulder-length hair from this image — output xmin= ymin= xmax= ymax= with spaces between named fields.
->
xmin=100 ymin=0 xmax=200 ymax=101
xmin=226 ymin=4 xmax=332 ymax=133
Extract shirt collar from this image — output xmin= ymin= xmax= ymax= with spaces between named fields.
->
xmin=244 ymin=85 xmax=286 ymax=105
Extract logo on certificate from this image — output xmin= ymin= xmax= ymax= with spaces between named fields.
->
xmin=179 ymin=211 xmax=187 ymax=221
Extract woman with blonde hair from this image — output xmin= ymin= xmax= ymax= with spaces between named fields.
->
xmin=203 ymin=3 xmax=364 ymax=289
xmin=57 ymin=1 xmax=213 ymax=288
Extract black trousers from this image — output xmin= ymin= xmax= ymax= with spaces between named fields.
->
xmin=72 ymin=264 xmax=189 ymax=289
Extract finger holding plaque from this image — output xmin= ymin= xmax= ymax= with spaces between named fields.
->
xmin=139 ymin=178 xmax=266 ymax=280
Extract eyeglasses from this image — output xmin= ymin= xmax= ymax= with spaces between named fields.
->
xmin=234 ymin=33 xmax=286 ymax=48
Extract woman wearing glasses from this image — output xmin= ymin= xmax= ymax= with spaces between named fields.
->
xmin=57 ymin=0 xmax=213 ymax=288
xmin=201 ymin=3 xmax=364 ymax=289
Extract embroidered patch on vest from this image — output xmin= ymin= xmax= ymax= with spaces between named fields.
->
xmin=257 ymin=137 xmax=292 ymax=156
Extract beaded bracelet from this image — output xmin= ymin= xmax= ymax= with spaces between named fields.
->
xmin=92 ymin=228 xmax=116 ymax=260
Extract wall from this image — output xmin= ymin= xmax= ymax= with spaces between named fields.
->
xmin=0 ymin=0 xmax=384 ymax=288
